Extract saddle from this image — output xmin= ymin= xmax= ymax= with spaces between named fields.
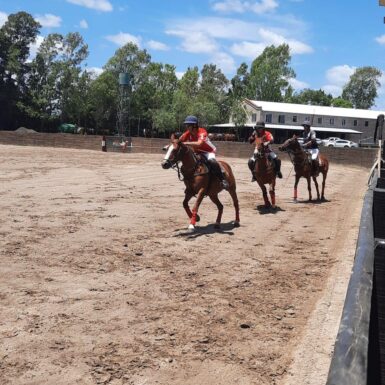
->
xmin=193 ymin=153 xmax=210 ymax=176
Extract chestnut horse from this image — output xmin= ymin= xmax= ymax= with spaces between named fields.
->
xmin=161 ymin=138 xmax=240 ymax=231
xmin=279 ymin=136 xmax=329 ymax=201
xmin=252 ymin=137 xmax=277 ymax=208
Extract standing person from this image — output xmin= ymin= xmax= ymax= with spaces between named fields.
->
xmin=179 ymin=115 xmax=229 ymax=190
xmin=248 ymin=120 xmax=283 ymax=181
xmin=301 ymin=120 xmax=319 ymax=175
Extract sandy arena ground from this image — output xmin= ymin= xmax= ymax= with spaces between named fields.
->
xmin=0 ymin=145 xmax=368 ymax=385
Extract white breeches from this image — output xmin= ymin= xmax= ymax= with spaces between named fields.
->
xmin=201 ymin=152 xmax=216 ymax=160
xmin=307 ymin=148 xmax=319 ymax=160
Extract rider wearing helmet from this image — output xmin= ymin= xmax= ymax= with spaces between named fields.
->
xmin=179 ymin=115 xmax=229 ymax=190
xmin=248 ymin=120 xmax=283 ymax=181
xmin=301 ymin=120 xmax=319 ymax=175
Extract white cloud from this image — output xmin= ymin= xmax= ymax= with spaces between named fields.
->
xmin=66 ymin=0 xmax=113 ymax=12
xmin=325 ymin=65 xmax=355 ymax=86
xmin=86 ymin=67 xmax=104 ymax=78
xmin=35 ymin=14 xmax=62 ymax=28
xmin=230 ymin=41 xmax=266 ymax=58
xmin=289 ymin=78 xmax=309 ymax=90
xmin=79 ymin=19 xmax=88 ymax=29
xmin=105 ymin=32 xmax=141 ymax=47
xmin=212 ymin=0 xmax=278 ymax=14
xmin=258 ymin=28 xmax=313 ymax=54
xmin=211 ymin=51 xmax=236 ymax=74
xmin=375 ymin=34 xmax=385 ymax=45
xmin=0 ymin=11 xmax=7 ymax=27
xmin=146 ymin=40 xmax=170 ymax=51
xmin=166 ymin=18 xmax=312 ymax=58
xmin=28 ymin=35 xmax=45 ymax=61
xmin=321 ymin=65 xmax=356 ymax=97
xmin=167 ymin=30 xmax=218 ymax=53
xmin=176 ymin=71 xmax=185 ymax=80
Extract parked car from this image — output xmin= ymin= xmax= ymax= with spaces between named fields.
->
xmin=321 ymin=137 xmax=340 ymax=145
xmin=324 ymin=139 xmax=359 ymax=148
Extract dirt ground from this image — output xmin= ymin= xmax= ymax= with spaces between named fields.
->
xmin=0 ymin=145 xmax=368 ymax=385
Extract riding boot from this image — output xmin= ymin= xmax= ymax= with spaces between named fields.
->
xmin=273 ymin=158 xmax=283 ymax=178
xmin=312 ymin=160 xmax=319 ymax=176
xmin=248 ymin=158 xmax=256 ymax=182
xmin=209 ymin=159 xmax=229 ymax=190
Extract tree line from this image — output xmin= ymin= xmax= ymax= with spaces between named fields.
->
xmin=0 ymin=11 xmax=382 ymax=136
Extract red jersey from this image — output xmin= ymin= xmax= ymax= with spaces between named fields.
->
xmin=250 ymin=130 xmax=273 ymax=144
xmin=179 ymin=127 xmax=216 ymax=153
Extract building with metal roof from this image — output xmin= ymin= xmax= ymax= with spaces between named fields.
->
xmin=211 ymin=99 xmax=384 ymax=144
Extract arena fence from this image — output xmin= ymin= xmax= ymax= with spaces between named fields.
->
xmin=326 ymin=146 xmax=385 ymax=385
xmin=0 ymin=131 xmax=378 ymax=168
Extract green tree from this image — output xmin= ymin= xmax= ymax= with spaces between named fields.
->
xmin=26 ymin=32 xmax=89 ymax=129
xmin=229 ymin=62 xmax=250 ymax=101
xmin=87 ymin=71 xmax=118 ymax=133
xmin=331 ymin=97 xmax=353 ymax=108
xmin=342 ymin=66 xmax=382 ymax=109
xmin=0 ymin=11 xmax=40 ymax=129
xmin=247 ymin=44 xmax=295 ymax=102
xmin=289 ymin=89 xmax=333 ymax=106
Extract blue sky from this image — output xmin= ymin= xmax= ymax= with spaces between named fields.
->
xmin=2 ymin=0 xmax=385 ymax=109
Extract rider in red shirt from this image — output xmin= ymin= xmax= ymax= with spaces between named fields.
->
xmin=248 ymin=120 xmax=283 ymax=181
xmin=179 ymin=115 xmax=229 ymax=190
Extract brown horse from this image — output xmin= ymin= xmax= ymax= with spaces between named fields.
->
xmin=161 ymin=137 xmax=240 ymax=231
xmin=252 ymin=137 xmax=277 ymax=208
xmin=279 ymin=136 xmax=329 ymax=201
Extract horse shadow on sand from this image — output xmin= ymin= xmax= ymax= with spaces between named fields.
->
xmin=255 ymin=205 xmax=285 ymax=215
xmin=287 ymin=198 xmax=331 ymax=205
xmin=173 ymin=221 xmax=236 ymax=239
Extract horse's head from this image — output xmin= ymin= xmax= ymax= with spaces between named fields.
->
xmin=279 ymin=135 xmax=301 ymax=153
xmin=161 ymin=134 xmax=188 ymax=169
xmin=254 ymin=137 xmax=266 ymax=159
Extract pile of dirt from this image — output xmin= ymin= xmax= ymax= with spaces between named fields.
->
xmin=14 ymin=127 xmax=39 ymax=134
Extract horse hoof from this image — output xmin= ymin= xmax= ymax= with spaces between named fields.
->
xmin=196 ymin=214 xmax=200 ymax=222
xmin=293 ymin=198 xmax=298 ymax=203
xmin=188 ymin=224 xmax=195 ymax=231
xmin=233 ymin=221 xmax=240 ymax=228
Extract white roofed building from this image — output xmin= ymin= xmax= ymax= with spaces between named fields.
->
xmin=211 ymin=99 xmax=384 ymax=144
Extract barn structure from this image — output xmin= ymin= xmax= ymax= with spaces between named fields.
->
xmin=211 ymin=99 xmax=384 ymax=144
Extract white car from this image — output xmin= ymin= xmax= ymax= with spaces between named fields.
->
xmin=325 ymin=139 xmax=358 ymax=148
xmin=321 ymin=137 xmax=340 ymax=145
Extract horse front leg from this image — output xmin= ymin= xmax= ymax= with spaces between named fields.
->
xmin=307 ymin=176 xmax=312 ymax=201
xmin=188 ymin=187 xmax=206 ymax=230
xmin=183 ymin=190 xmax=200 ymax=221
xmin=209 ymin=194 xmax=224 ymax=229
xmin=258 ymin=181 xmax=271 ymax=208
xmin=321 ymin=171 xmax=327 ymax=201
xmin=312 ymin=176 xmax=320 ymax=200
xmin=294 ymin=175 xmax=300 ymax=202
xmin=269 ymin=181 xmax=276 ymax=208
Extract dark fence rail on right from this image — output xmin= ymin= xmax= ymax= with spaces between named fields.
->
xmin=327 ymin=151 xmax=385 ymax=385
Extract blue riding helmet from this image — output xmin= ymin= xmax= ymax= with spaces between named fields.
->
xmin=183 ymin=115 xmax=198 ymax=125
